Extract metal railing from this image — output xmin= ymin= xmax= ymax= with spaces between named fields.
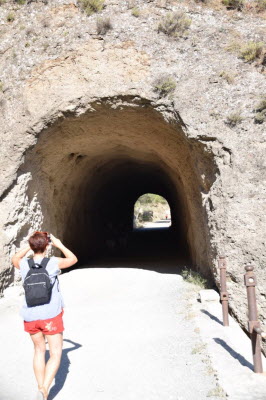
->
xmin=219 ymin=256 xmax=229 ymax=326
xmin=217 ymin=258 xmax=265 ymax=373
xmin=244 ymin=265 xmax=265 ymax=373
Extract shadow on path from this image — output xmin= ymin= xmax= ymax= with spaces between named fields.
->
xmin=201 ymin=309 xmax=223 ymax=326
xmin=213 ymin=338 xmax=253 ymax=371
xmin=47 ymin=338 xmax=82 ymax=400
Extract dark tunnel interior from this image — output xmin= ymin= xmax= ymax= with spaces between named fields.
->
xmin=62 ymin=158 xmax=191 ymax=266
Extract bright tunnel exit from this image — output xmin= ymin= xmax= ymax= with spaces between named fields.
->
xmin=133 ymin=193 xmax=172 ymax=230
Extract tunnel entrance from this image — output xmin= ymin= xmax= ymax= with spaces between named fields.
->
xmin=10 ymin=98 xmax=218 ymax=277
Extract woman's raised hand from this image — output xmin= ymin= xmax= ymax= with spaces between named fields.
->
xmin=50 ymin=234 xmax=63 ymax=249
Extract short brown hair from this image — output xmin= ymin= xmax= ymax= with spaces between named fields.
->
xmin=29 ymin=231 xmax=49 ymax=253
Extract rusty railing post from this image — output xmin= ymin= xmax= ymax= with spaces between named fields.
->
xmin=219 ymin=255 xmax=229 ymax=326
xmin=244 ymin=265 xmax=263 ymax=373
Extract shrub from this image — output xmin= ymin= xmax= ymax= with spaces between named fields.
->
xmin=254 ymin=112 xmax=265 ymax=124
xmin=153 ymin=75 xmax=176 ymax=97
xmin=181 ymin=268 xmax=208 ymax=288
xmin=219 ymin=70 xmax=235 ymax=84
xmin=0 ymin=82 xmax=3 ymax=92
xmin=256 ymin=0 xmax=266 ymax=11
xmin=226 ymin=39 xmax=241 ymax=53
xmin=78 ymin=0 xmax=104 ymax=16
xmin=254 ymin=98 xmax=266 ymax=124
xmin=222 ymin=0 xmax=244 ymax=10
xmin=96 ymin=17 xmax=112 ymax=35
xmin=14 ymin=0 xmax=26 ymax=4
xmin=239 ymin=41 xmax=264 ymax=62
xmin=131 ymin=7 xmax=140 ymax=17
xmin=137 ymin=193 xmax=167 ymax=205
xmin=255 ymin=98 xmax=266 ymax=112
xmin=158 ymin=12 xmax=191 ymax=38
xmin=226 ymin=112 xmax=243 ymax=126
xmin=7 ymin=13 xmax=15 ymax=22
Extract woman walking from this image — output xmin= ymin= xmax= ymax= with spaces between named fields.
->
xmin=12 ymin=231 xmax=78 ymax=400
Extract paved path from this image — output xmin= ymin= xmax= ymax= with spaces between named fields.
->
xmin=0 ymin=264 xmax=266 ymax=400
xmin=0 ymin=266 xmax=223 ymax=400
xmin=139 ymin=220 xmax=171 ymax=229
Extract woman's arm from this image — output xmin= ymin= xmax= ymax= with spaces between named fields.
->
xmin=50 ymin=234 xmax=78 ymax=269
xmin=11 ymin=246 xmax=31 ymax=269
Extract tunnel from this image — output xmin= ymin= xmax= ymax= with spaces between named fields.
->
xmin=66 ymin=159 xmax=189 ymax=263
xmin=16 ymin=98 xmax=218 ymax=276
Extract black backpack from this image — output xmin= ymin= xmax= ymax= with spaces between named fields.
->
xmin=23 ymin=258 xmax=57 ymax=307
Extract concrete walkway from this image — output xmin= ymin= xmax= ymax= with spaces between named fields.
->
xmin=0 ymin=265 xmax=265 ymax=400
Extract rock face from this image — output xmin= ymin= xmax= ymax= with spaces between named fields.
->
xmin=0 ymin=0 xmax=265 ymax=338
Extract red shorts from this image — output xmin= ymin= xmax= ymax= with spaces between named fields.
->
xmin=24 ymin=310 xmax=64 ymax=335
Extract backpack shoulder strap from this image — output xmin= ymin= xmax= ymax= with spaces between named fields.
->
xmin=27 ymin=259 xmax=35 ymax=269
xmin=40 ymin=257 xmax=50 ymax=269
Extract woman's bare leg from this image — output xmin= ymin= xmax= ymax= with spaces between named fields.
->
xmin=41 ymin=333 xmax=63 ymax=397
xmin=30 ymin=332 xmax=46 ymax=390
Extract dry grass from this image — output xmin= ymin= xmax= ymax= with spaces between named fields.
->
xmin=6 ymin=12 xmax=15 ymax=22
xmin=254 ymin=98 xmax=266 ymax=124
xmin=131 ymin=7 xmax=140 ymax=17
xmin=158 ymin=12 xmax=191 ymax=38
xmin=219 ymin=70 xmax=235 ymax=84
xmin=96 ymin=17 xmax=112 ymax=35
xmin=194 ymin=0 xmax=266 ymax=14
xmin=255 ymin=98 xmax=266 ymax=112
xmin=191 ymin=342 xmax=207 ymax=354
xmin=226 ymin=39 xmax=242 ymax=53
xmin=153 ymin=75 xmax=176 ymax=97
xmin=226 ymin=39 xmax=264 ymax=63
xmin=240 ymin=41 xmax=264 ymax=62
xmin=226 ymin=111 xmax=243 ymax=126
xmin=207 ymin=385 xmax=226 ymax=397
xmin=181 ymin=268 xmax=208 ymax=288
xmin=256 ymin=0 xmax=266 ymax=12
xmin=222 ymin=0 xmax=245 ymax=10
xmin=78 ymin=0 xmax=105 ymax=16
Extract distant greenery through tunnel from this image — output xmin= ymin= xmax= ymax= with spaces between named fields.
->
xmin=133 ymin=193 xmax=172 ymax=229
